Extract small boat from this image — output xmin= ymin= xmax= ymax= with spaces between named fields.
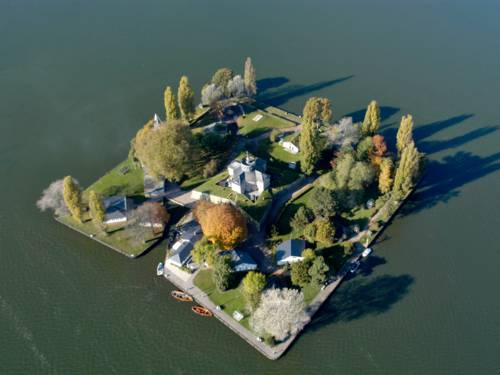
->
xmin=171 ymin=290 xmax=193 ymax=302
xmin=349 ymin=261 xmax=360 ymax=274
xmin=192 ymin=305 xmax=213 ymax=317
xmin=156 ymin=262 xmax=164 ymax=276
xmin=362 ymin=247 xmax=373 ymax=258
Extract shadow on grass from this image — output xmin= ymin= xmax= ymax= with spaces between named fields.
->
xmin=308 ymin=274 xmax=414 ymax=331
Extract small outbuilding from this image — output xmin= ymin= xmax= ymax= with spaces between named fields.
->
xmin=281 ymin=141 xmax=299 ymax=154
xmin=275 ymin=239 xmax=306 ymax=266
xmin=103 ymin=196 xmax=133 ymax=225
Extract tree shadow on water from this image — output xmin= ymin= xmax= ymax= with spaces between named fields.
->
xmin=401 ymin=151 xmax=500 ymax=216
xmin=256 ymin=76 xmax=289 ymax=93
xmin=307 ymin=274 xmax=414 ymax=331
xmin=344 ymin=106 xmax=400 ymax=123
xmin=257 ymin=75 xmax=354 ymax=107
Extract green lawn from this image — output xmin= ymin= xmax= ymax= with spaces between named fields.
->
xmin=194 ymin=269 xmax=251 ymax=330
xmin=274 ymin=186 xmax=315 ymax=238
xmin=85 ymin=158 xmax=144 ymax=198
xmin=302 ymin=283 xmax=321 ymax=305
xmin=237 ymin=109 xmax=295 ymax=137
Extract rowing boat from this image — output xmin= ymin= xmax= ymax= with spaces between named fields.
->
xmin=171 ymin=290 xmax=193 ymax=302
xmin=192 ymin=305 xmax=213 ymax=317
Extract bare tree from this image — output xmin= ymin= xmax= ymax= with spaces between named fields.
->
xmin=128 ymin=202 xmax=170 ymax=236
xmin=227 ymin=75 xmax=245 ymax=98
xmin=251 ymin=288 xmax=309 ymax=341
xmin=36 ymin=178 xmax=71 ymax=216
xmin=201 ymin=83 xmax=224 ymax=106
xmin=325 ymin=117 xmax=361 ymax=148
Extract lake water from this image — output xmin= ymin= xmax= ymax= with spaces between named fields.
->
xmin=1 ymin=0 xmax=499 ymax=374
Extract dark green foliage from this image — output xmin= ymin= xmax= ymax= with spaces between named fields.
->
xmin=356 ymin=136 xmax=374 ymax=161
xmin=290 ymin=206 xmax=314 ymax=234
xmin=308 ymin=187 xmax=337 ymax=218
xmin=308 ymin=256 xmax=329 ymax=286
xmin=291 ymin=260 xmax=311 ymax=287
xmin=213 ymin=254 xmax=233 ymax=291
xmin=303 ymin=222 xmax=317 ymax=243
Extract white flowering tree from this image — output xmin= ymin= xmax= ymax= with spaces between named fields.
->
xmin=325 ymin=117 xmax=361 ymax=148
xmin=251 ymin=288 xmax=309 ymax=341
xmin=227 ymin=75 xmax=245 ymax=98
xmin=201 ymin=84 xmax=224 ymax=107
xmin=36 ymin=178 xmax=70 ymax=216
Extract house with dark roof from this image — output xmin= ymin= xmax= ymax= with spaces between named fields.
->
xmin=275 ymin=239 xmax=306 ymax=266
xmin=103 ymin=196 xmax=133 ymax=225
xmin=227 ymin=154 xmax=270 ymax=200
xmin=221 ymin=249 xmax=258 ymax=273
xmin=166 ymin=220 xmax=201 ymax=268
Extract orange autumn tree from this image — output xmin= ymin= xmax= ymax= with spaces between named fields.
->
xmin=193 ymin=201 xmax=248 ymax=250
xmin=370 ymin=134 xmax=388 ymax=167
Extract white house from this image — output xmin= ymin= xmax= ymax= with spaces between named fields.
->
xmin=281 ymin=141 xmax=299 ymax=154
xmin=227 ymin=154 xmax=270 ymax=200
xmin=103 ymin=196 xmax=133 ymax=225
xmin=275 ymin=239 xmax=306 ymax=266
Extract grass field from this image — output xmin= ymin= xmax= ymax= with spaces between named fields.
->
xmin=237 ymin=109 xmax=295 ymax=137
xmin=85 ymin=158 xmax=144 ymax=198
xmin=194 ymin=269 xmax=251 ymax=330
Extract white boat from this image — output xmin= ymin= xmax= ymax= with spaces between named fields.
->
xmin=156 ymin=262 xmax=164 ymax=276
xmin=362 ymin=247 xmax=373 ymax=258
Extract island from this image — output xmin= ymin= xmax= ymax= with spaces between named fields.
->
xmin=37 ymin=57 xmax=424 ymax=359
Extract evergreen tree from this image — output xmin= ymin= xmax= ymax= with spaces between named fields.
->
xmin=164 ymin=86 xmax=180 ymax=122
xmin=314 ymin=219 xmax=336 ymax=245
xmin=88 ymin=190 xmax=105 ymax=227
xmin=63 ymin=176 xmax=82 ymax=222
xmin=392 ymin=141 xmax=421 ymax=198
xmin=244 ymin=57 xmax=257 ymax=96
xmin=213 ymin=254 xmax=233 ymax=291
xmin=291 ymin=260 xmax=311 ymax=287
xmin=308 ymin=256 xmax=329 ymax=286
xmin=396 ymin=114 xmax=414 ymax=155
xmin=361 ymin=100 xmax=381 ymax=135
xmin=178 ymin=76 xmax=195 ymax=121
xmin=378 ymin=157 xmax=394 ymax=194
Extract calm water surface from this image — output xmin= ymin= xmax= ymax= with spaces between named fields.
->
xmin=1 ymin=0 xmax=499 ymax=374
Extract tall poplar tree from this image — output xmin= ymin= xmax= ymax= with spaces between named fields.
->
xmin=244 ymin=57 xmax=257 ymax=96
xmin=164 ymin=86 xmax=180 ymax=122
xmin=177 ymin=76 xmax=195 ymax=121
xmin=361 ymin=100 xmax=381 ymax=135
xmin=88 ymin=190 xmax=105 ymax=227
xmin=378 ymin=157 xmax=394 ymax=194
xmin=392 ymin=142 xmax=421 ymax=198
xmin=396 ymin=114 xmax=414 ymax=155
xmin=300 ymin=97 xmax=329 ymax=174
xmin=302 ymin=97 xmax=332 ymax=127
xmin=63 ymin=176 xmax=82 ymax=222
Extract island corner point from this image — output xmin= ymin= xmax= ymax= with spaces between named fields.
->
xmin=38 ymin=57 xmax=424 ymax=359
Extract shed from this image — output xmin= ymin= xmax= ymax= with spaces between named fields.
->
xmin=275 ymin=239 xmax=306 ymax=266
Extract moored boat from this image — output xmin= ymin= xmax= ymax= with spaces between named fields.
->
xmin=192 ymin=305 xmax=213 ymax=317
xmin=171 ymin=290 xmax=193 ymax=302
xmin=361 ymin=247 xmax=372 ymax=258
xmin=156 ymin=262 xmax=164 ymax=276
